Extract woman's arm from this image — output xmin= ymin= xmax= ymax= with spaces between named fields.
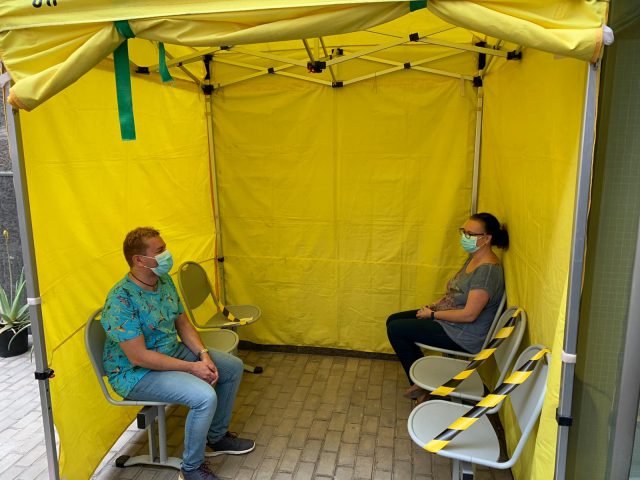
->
xmin=417 ymin=289 xmax=490 ymax=323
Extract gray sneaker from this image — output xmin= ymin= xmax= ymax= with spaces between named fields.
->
xmin=205 ymin=431 xmax=255 ymax=457
xmin=179 ymin=463 xmax=219 ymax=480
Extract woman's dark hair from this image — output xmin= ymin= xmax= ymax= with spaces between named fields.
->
xmin=470 ymin=212 xmax=509 ymax=249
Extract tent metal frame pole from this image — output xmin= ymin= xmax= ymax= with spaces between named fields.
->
xmin=203 ymin=72 xmax=227 ymax=303
xmin=3 ymin=77 xmax=60 ymax=479
xmin=554 ymin=62 xmax=599 ymax=480
xmin=471 ymin=85 xmax=483 ymax=214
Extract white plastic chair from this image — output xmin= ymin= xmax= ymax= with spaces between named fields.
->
xmin=84 ymin=309 xmax=182 ymax=470
xmin=409 ymin=306 xmax=526 ymax=405
xmin=407 ymin=345 xmax=550 ymax=480
xmin=415 ymin=291 xmax=507 ymax=359
xmin=177 ymin=261 xmax=260 ymax=373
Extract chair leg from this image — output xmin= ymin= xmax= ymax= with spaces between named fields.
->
xmin=115 ymin=405 xmax=182 ymax=470
xmin=451 ymin=460 xmax=475 ymax=480
xmin=243 ymin=363 xmax=263 ymax=374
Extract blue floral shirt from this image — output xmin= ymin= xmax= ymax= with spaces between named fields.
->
xmin=101 ymin=274 xmax=185 ymax=398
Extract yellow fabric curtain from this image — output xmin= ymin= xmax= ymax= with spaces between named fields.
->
xmin=479 ymin=49 xmax=588 ymax=480
xmin=19 ymin=66 xmax=215 ymax=479
xmin=212 ymin=70 xmax=477 ymax=352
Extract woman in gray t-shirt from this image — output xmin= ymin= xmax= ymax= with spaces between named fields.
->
xmin=386 ymin=213 xmax=508 ymax=399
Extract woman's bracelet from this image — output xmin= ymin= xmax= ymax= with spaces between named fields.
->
xmin=430 ymin=310 xmax=436 ymax=320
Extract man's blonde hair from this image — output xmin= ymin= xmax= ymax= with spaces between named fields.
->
xmin=123 ymin=227 xmax=160 ymax=267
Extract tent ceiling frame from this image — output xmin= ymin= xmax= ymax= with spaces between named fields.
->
xmin=141 ymin=31 xmax=517 ymax=89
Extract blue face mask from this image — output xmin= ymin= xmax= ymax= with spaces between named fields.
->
xmin=460 ymin=233 xmax=481 ymax=253
xmin=141 ymin=250 xmax=174 ymax=276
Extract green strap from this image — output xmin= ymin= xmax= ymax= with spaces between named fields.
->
xmin=410 ymin=0 xmax=427 ymax=11
xmin=158 ymin=43 xmax=174 ymax=83
xmin=113 ymin=21 xmax=136 ymax=141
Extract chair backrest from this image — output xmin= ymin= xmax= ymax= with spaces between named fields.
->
xmin=491 ymin=306 xmax=527 ymax=388
xmin=178 ymin=261 xmax=215 ymax=310
xmin=480 ymin=291 xmax=507 ymax=351
xmin=85 ymin=308 xmax=119 ymax=404
xmin=505 ymin=344 xmax=550 ymax=465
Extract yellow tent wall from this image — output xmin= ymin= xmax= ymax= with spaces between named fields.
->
xmin=212 ymin=70 xmax=478 ymax=352
xmin=18 ymin=67 xmax=217 ymax=479
xmin=480 ymin=50 xmax=587 ymax=479
xmin=14 ymin=37 xmax=588 ymax=480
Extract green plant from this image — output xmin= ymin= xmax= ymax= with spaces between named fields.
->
xmin=0 ymin=229 xmax=29 ymax=348
xmin=0 ymin=269 xmax=30 ymax=337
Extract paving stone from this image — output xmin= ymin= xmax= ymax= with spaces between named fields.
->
xmin=337 ymin=443 xmax=357 ymax=467
xmin=299 ymin=439 xmax=322 ymax=463
xmin=264 ymin=435 xmax=289 ymax=459
xmin=354 ymin=455 xmax=374 ymax=479
xmin=254 ymin=457 xmax=278 ymax=479
xmin=341 ymin=422 xmax=361 ymax=444
xmin=316 ymin=451 xmax=337 ymax=477
xmin=322 ymin=431 xmax=341 ymax=453
xmin=278 ymin=448 xmax=301 ymax=473
xmin=375 ymin=446 xmax=393 ymax=471
xmin=293 ymin=461 xmax=315 ymax=480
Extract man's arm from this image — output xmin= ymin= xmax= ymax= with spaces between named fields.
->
xmin=175 ymin=312 xmax=219 ymax=384
xmin=119 ymin=335 xmax=216 ymax=384
xmin=175 ymin=312 xmax=208 ymax=355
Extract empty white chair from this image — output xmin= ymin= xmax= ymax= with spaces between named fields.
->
xmin=407 ymin=345 xmax=550 ymax=480
xmin=177 ymin=261 xmax=260 ymax=373
xmin=410 ymin=306 xmax=526 ymax=404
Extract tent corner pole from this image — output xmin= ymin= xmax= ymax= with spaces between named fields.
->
xmin=3 ymin=83 xmax=60 ymax=478
xmin=203 ymin=79 xmax=226 ymax=303
xmin=554 ymin=61 xmax=599 ymax=480
xmin=471 ymin=86 xmax=483 ymax=214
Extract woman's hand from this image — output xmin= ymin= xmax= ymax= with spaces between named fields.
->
xmin=416 ymin=306 xmax=433 ymax=319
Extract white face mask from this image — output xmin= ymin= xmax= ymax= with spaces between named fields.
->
xmin=140 ymin=250 xmax=174 ymax=276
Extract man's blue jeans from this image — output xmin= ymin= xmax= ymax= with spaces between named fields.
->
xmin=127 ymin=343 xmax=244 ymax=471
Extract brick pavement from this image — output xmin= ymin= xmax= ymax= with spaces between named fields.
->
xmin=0 ymin=347 xmax=514 ymax=480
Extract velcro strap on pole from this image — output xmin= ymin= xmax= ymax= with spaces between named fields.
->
xmin=424 ymin=347 xmax=550 ymax=453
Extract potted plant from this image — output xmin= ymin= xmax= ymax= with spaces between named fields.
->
xmin=0 ymin=229 xmax=29 ymax=357
xmin=0 ymin=270 xmax=29 ymax=357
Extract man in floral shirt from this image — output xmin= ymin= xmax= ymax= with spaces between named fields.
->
xmin=101 ymin=227 xmax=254 ymax=480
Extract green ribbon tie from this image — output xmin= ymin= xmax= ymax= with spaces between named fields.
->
xmin=410 ymin=1 xmax=427 ymax=11
xmin=158 ymin=43 xmax=174 ymax=83
xmin=114 ymin=20 xmax=136 ymax=141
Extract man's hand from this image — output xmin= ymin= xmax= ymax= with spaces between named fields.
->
xmin=189 ymin=360 xmax=218 ymax=384
xmin=200 ymin=354 xmax=219 ymax=386
xmin=416 ymin=306 xmax=433 ymax=319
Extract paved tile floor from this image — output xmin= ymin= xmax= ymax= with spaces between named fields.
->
xmin=1 ymin=346 xmax=513 ymax=480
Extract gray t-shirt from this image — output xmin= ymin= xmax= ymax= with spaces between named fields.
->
xmin=432 ymin=257 xmax=505 ymax=353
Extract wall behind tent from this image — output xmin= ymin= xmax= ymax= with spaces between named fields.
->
xmin=211 ymin=70 xmax=478 ymax=353
xmin=18 ymin=65 xmax=216 ymax=479
xmin=480 ymin=50 xmax=587 ymax=480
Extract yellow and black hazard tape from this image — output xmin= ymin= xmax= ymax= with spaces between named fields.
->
xmin=430 ymin=308 xmax=523 ymax=397
xmin=423 ymin=347 xmax=550 ymax=453
xmin=212 ymin=297 xmax=251 ymax=325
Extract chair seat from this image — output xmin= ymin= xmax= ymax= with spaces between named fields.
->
xmin=407 ymin=399 xmax=500 ymax=465
xmin=198 ymin=328 xmax=239 ymax=354
xmin=410 ymin=356 xmax=485 ymax=402
xmin=207 ymin=305 xmax=261 ymax=327
xmin=414 ymin=341 xmax=475 ymax=359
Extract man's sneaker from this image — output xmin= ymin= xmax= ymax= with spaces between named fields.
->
xmin=178 ymin=463 xmax=219 ymax=480
xmin=205 ymin=431 xmax=255 ymax=457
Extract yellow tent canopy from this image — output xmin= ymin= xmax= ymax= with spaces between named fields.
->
xmin=0 ymin=1 xmax=609 ymax=479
